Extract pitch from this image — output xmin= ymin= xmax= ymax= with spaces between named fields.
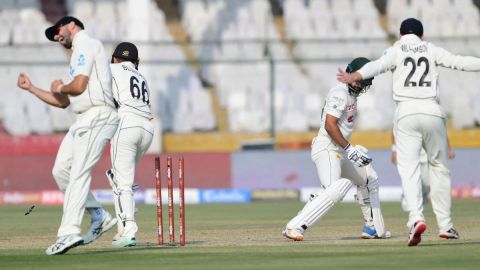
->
xmin=1 ymin=201 xmax=479 ymax=269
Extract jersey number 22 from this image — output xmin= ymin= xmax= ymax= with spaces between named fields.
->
xmin=404 ymin=57 xmax=431 ymax=87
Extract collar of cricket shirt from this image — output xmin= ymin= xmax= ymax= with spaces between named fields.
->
xmin=122 ymin=61 xmax=135 ymax=68
xmin=72 ymin=30 xmax=87 ymax=50
xmin=400 ymin=34 xmax=422 ymax=42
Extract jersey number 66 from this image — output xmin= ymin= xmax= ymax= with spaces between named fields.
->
xmin=130 ymin=75 xmax=150 ymax=104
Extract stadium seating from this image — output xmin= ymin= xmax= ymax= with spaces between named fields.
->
xmin=180 ymin=0 xmax=327 ymax=133
xmin=182 ymin=0 xmax=393 ymax=132
xmin=282 ymin=0 xmax=395 ymax=131
xmin=387 ymin=0 xmax=480 ymax=38
xmin=0 ymin=0 xmax=215 ymax=137
xmin=282 ymin=0 xmax=480 ymax=130
xmin=386 ymin=0 xmax=480 ymax=129
xmin=1 ymin=0 xmax=480 ymax=137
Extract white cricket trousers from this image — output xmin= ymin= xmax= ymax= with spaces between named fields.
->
xmin=395 ymin=114 xmax=453 ymax=232
xmin=311 ymin=148 xmax=371 ymax=188
xmin=111 ymin=113 xmax=154 ymax=189
xmin=285 ymin=142 xmax=380 ymax=231
xmin=110 ymin=113 xmax=154 ymax=236
xmin=53 ymin=106 xmax=119 ymax=237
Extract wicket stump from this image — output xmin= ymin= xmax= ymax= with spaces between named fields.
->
xmin=155 ymin=156 xmax=186 ymax=246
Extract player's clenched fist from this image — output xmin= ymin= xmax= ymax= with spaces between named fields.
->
xmin=51 ymin=80 xmax=64 ymax=94
xmin=17 ymin=73 xmax=32 ymax=91
xmin=344 ymin=144 xmax=372 ymax=167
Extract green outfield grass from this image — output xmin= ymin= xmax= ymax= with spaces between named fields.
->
xmin=1 ymin=200 xmax=479 ymax=270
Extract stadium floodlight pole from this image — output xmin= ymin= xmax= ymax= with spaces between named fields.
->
xmin=269 ymin=49 xmax=275 ymax=142
xmin=264 ymin=9 xmax=276 ymax=145
xmin=264 ymin=42 xmax=275 ymax=143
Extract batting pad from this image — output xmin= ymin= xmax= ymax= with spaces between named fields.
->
xmin=356 ymin=185 xmax=374 ymax=227
xmin=366 ymin=166 xmax=385 ymax=237
xmin=287 ymin=178 xmax=353 ymax=230
xmin=369 ymin=187 xmax=385 ymax=237
xmin=106 ymin=170 xmax=123 ymax=232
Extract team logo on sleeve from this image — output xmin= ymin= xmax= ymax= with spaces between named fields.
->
xmin=329 ymin=96 xmax=344 ymax=110
xmin=77 ymin=54 xmax=85 ymax=67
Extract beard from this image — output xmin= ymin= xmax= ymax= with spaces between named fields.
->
xmin=62 ymin=41 xmax=72 ymax=49
xmin=61 ymin=37 xmax=72 ymax=49
xmin=57 ymin=31 xmax=72 ymax=49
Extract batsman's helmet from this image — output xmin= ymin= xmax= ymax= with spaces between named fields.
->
xmin=345 ymin=57 xmax=373 ymax=97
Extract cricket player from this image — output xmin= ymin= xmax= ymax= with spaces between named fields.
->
xmin=106 ymin=42 xmax=154 ymax=248
xmin=17 ymin=16 xmax=119 ymax=255
xmin=336 ymin=18 xmax=480 ymax=246
xmin=392 ymin=135 xmax=455 ymax=211
xmin=283 ymin=57 xmax=387 ymax=241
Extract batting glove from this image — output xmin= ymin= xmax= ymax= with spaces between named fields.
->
xmin=344 ymin=144 xmax=372 ymax=167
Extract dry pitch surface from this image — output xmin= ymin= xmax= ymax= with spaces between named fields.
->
xmin=1 ymin=201 xmax=479 ymax=269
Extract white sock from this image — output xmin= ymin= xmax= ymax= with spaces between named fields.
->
xmin=87 ymin=207 xmax=104 ymax=221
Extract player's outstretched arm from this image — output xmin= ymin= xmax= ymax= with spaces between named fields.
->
xmin=337 ymin=48 xmax=395 ymax=84
xmin=435 ymin=45 xmax=480 ymax=72
xmin=17 ymin=73 xmax=70 ymax=108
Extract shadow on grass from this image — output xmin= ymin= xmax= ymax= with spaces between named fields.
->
xmin=415 ymin=240 xmax=480 ymax=247
xmin=340 ymin=236 xmax=399 ymax=240
xmin=72 ymin=240 xmax=206 ymax=255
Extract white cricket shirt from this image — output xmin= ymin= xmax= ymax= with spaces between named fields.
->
xmin=68 ymin=30 xmax=115 ymax=113
xmin=110 ymin=62 xmax=153 ymax=120
xmin=317 ymin=84 xmax=357 ymax=141
xmin=358 ymin=34 xmax=480 ymax=120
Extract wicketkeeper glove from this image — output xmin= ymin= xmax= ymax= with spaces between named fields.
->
xmin=344 ymin=144 xmax=372 ymax=167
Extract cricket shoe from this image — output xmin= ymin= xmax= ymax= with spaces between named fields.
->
xmin=82 ymin=210 xmax=117 ymax=245
xmin=282 ymin=228 xmax=304 ymax=241
xmin=361 ymin=226 xmax=392 ymax=239
xmin=112 ymin=235 xmax=137 ymax=248
xmin=439 ymin=228 xmax=459 ymax=239
xmin=45 ymin=234 xmax=83 ymax=255
xmin=361 ymin=225 xmax=378 ymax=239
xmin=407 ymin=221 xmax=427 ymax=246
